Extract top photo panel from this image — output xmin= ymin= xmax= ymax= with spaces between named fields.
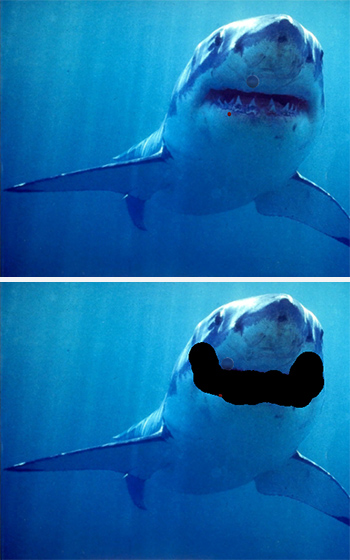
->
xmin=2 ymin=0 xmax=349 ymax=277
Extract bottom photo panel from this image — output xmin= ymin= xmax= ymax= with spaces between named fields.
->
xmin=1 ymin=281 xmax=350 ymax=560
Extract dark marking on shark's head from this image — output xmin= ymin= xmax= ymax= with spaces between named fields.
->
xmin=168 ymin=374 xmax=178 ymax=396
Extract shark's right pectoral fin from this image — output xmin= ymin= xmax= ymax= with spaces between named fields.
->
xmin=5 ymin=432 xmax=171 ymax=476
xmin=6 ymin=131 xmax=173 ymax=231
xmin=255 ymin=451 xmax=350 ymax=525
xmin=6 ymin=422 xmax=173 ymax=510
xmin=255 ymin=172 xmax=350 ymax=247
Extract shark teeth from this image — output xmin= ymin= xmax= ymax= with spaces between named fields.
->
xmin=208 ymin=89 xmax=307 ymax=116
xmin=216 ymin=96 xmax=301 ymax=117
xmin=246 ymin=98 xmax=259 ymax=115
xmin=235 ymin=95 xmax=243 ymax=108
xmin=268 ymin=98 xmax=277 ymax=113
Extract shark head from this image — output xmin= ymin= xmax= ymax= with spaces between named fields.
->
xmin=164 ymin=15 xmax=324 ymax=201
xmin=191 ymin=293 xmax=323 ymax=372
xmin=168 ymin=294 xmax=323 ymax=396
xmin=169 ymin=15 xmax=324 ymax=123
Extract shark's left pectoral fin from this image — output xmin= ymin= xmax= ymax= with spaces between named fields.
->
xmin=255 ymin=172 xmax=350 ymax=247
xmin=255 ymin=451 xmax=350 ymax=525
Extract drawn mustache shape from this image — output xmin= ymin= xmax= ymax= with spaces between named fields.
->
xmin=189 ymin=342 xmax=324 ymax=407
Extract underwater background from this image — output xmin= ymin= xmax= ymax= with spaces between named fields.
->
xmin=2 ymin=281 xmax=349 ymax=559
xmin=1 ymin=0 xmax=349 ymax=277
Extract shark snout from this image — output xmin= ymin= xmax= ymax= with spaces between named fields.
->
xmin=227 ymin=296 xmax=309 ymax=369
xmin=234 ymin=16 xmax=307 ymax=56
xmin=232 ymin=16 xmax=313 ymax=81
xmin=265 ymin=16 xmax=307 ymax=51
xmin=256 ymin=297 xmax=307 ymax=346
xmin=233 ymin=295 xmax=305 ymax=336
xmin=266 ymin=295 xmax=305 ymax=326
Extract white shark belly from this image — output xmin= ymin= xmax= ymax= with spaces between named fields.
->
xmin=161 ymin=385 xmax=323 ymax=494
xmin=158 ymin=113 xmax=314 ymax=215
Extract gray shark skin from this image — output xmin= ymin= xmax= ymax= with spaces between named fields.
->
xmin=6 ymin=294 xmax=350 ymax=526
xmin=6 ymin=15 xmax=350 ymax=246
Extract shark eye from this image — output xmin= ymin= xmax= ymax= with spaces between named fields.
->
xmin=320 ymin=51 xmax=324 ymax=61
xmin=320 ymin=330 xmax=324 ymax=340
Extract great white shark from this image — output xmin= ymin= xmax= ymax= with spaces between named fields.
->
xmin=6 ymin=294 xmax=350 ymax=526
xmin=6 ymin=15 xmax=350 ymax=246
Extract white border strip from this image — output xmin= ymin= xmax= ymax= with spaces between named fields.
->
xmin=0 ymin=277 xmax=348 ymax=282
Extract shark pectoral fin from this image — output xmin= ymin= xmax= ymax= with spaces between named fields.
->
xmin=6 ymin=130 xmax=173 ymax=231
xmin=255 ymin=451 xmax=350 ymax=526
xmin=6 ymin=163 xmax=137 ymax=195
xmin=5 ymin=160 xmax=161 ymax=231
xmin=6 ymin=429 xmax=172 ymax=478
xmin=255 ymin=172 xmax=350 ymax=247
xmin=6 ymin=418 xmax=173 ymax=510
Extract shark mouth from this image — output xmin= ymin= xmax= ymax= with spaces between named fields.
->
xmin=205 ymin=89 xmax=308 ymax=116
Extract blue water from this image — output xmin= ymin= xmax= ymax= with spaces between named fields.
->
xmin=1 ymin=0 xmax=349 ymax=276
xmin=2 ymin=281 xmax=349 ymax=559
